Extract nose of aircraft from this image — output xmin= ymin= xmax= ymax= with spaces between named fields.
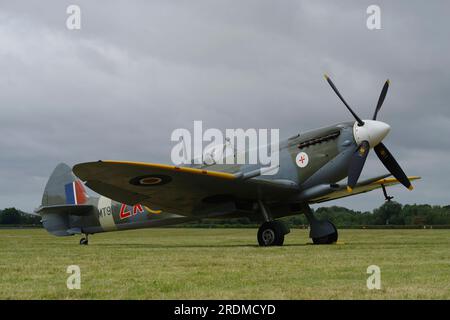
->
xmin=353 ymin=120 xmax=391 ymax=147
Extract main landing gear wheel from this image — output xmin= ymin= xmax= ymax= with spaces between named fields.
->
xmin=312 ymin=221 xmax=338 ymax=245
xmin=257 ymin=221 xmax=287 ymax=246
xmin=79 ymin=236 xmax=88 ymax=245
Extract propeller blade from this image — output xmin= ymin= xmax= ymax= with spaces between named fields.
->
xmin=374 ymin=142 xmax=413 ymax=190
xmin=324 ymin=74 xmax=365 ymax=126
xmin=372 ymin=80 xmax=390 ymax=120
xmin=347 ymin=140 xmax=370 ymax=192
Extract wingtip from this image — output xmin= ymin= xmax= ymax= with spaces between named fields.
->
xmin=408 ymin=185 xmax=414 ymax=191
xmin=347 ymin=186 xmax=353 ymax=193
xmin=324 ymin=74 xmax=329 ymax=80
xmin=387 ymin=79 xmax=391 ymax=85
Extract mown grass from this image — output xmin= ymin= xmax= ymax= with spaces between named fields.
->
xmin=0 ymin=228 xmax=449 ymax=299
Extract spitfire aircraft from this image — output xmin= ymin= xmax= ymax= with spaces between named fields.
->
xmin=36 ymin=76 xmax=419 ymax=246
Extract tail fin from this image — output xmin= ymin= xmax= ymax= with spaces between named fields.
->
xmin=38 ymin=163 xmax=91 ymax=236
xmin=41 ymin=163 xmax=88 ymax=206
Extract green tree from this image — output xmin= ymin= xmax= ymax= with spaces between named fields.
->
xmin=0 ymin=208 xmax=22 ymax=224
xmin=372 ymin=201 xmax=402 ymax=225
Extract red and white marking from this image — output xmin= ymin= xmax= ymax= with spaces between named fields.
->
xmin=296 ymin=152 xmax=309 ymax=168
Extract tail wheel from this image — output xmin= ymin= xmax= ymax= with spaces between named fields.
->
xmin=312 ymin=221 xmax=338 ymax=245
xmin=257 ymin=221 xmax=285 ymax=246
xmin=79 ymin=237 xmax=88 ymax=245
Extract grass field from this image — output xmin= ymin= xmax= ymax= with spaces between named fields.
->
xmin=0 ymin=228 xmax=449 ymax=299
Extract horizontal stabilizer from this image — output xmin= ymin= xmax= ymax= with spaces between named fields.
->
xmin=35 ymin=204 xmax=94 ymax=216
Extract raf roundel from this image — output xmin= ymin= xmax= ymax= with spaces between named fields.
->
xmin=296 ymin=152 xmax=309 ymax=168
xmin=129 ymin=174 xmax=172 ymax=186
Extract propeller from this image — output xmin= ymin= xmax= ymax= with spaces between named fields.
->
xmin=347 ymin=140 xmax=370 ymax=192
xmin=324 ymin=75 xmax=413 ymax=192
xmin=374 ymin=142 xmax=413 ymax=190
xmin=373 ymin=80 xmax=389 ymax=120
xmin=324 ymin=75 xmax=365 ymax=126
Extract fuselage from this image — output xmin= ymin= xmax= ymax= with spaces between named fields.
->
xmin=202 ymin=121 xmax=356 ymax=189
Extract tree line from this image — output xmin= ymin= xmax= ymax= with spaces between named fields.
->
xmin=296 ymin=202 xmax=450 ymax=227
xmin=1 ymin=202 xmax=450 ymax=227
xmin=0 ymin=208 xmax=41 ymax=225
xmin=181 ymin=202 xmax=450 ymax=228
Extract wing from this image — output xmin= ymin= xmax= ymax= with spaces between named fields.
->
xmin=73 ymin=160 xmax=299 ymax=216
xmin=309 ymin=175 xmax=421 ymax=203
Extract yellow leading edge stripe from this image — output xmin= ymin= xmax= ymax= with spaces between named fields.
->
xmin=103 ymin=160 xmax=238 ymax=180
xmin=372 ymin=176 xmax=421 ymax=186
xmin=347 ymin=176 xmax=420 ymax=193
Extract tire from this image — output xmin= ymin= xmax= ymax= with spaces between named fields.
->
xmin=79 ymin=238 xmax=88 ymax=245
xmin=312 ymin=221 xmax=338 ymax=244
xmin=257 ymin=221 xmax=285 ymax=246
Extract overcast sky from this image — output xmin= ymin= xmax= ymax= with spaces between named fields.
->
xmin=1 ymin=0 xmax=449 ymax=212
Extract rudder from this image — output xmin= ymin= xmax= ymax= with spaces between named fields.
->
xmin=38 ymin=163 xmax=90 ymax=236
xmin=42 ymin=163 xmax=88 ymax=206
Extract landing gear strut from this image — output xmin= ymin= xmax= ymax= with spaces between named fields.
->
xmin=303 ymin=205 xmax=338 ymax=244
xmin=256 ymin=200 xmax=290 ymax=246
xmin=381 ymin=184 xmax=394 ymax=202
xmin=79 ymin=234 xmax=89 ymax=245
